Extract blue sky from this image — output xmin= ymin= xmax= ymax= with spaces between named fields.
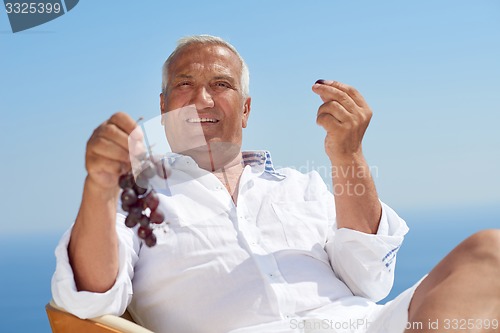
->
xmin=1 ymin=1 xmax=499 ymax=234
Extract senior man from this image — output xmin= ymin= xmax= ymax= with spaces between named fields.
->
xmin=52 ymin=35 xmax=500 ymax=333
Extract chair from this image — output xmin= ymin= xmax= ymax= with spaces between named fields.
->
xmin=45 ymin=299 xmax=154 ymax=333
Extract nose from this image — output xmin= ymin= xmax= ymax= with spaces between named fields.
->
xmin=192 ymin=86 xmax=214 ymax=110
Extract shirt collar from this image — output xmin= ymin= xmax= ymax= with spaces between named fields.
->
xmin=241 ymin=150 xmax=286 ymax=180
xmin=162 ymin=150 xmax=286 ymax=180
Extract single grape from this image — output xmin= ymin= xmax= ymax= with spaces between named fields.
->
xmin=128 ymin=205 xmax=143 ymax=220
xmin=125 ymin=214 xmax=139 ymax=228
xmin=143 ymin=191 xmax=159 ymax=211
xmin=145 ymin=232 xmax=157 ymax=247
xmin=150 ymin=209 xmax=165 ymax=224
xmin=137 ymin=225 xmax=152 ymax=239
xmin=119 ymin=173 xmax=135 ymax=189
xmin=133 ymin=182 xmax=148 ymax=195
xmin=139 ymin=214 xmax=150 ymax=227
xmin=135 ymin=198 xmax=144 ymax=210
xmin=125 ymin=207 xmax=142 ymax=228
xmin=121 ymin=201 xmax=130 ymax=212
xmin=121 ymin=188 xmax=138 ymax=206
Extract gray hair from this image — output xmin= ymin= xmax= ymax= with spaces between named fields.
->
xmin=161 ymin=35 xmax=250 ymax=98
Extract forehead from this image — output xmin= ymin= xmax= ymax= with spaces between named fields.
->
xmin=168 ymin=44 xmax=241 ymax=78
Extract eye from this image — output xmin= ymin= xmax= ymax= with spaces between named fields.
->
xmin=212 ymin=81 xmax=232 ymax=90
xmin=173 ymin=80 xmax=194 ymax=91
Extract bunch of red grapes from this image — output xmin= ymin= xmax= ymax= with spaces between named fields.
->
xmin=118 ymin=160 xmax=164 ymax=247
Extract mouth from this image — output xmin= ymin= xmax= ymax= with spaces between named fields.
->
xmin=186 ymin=118 xmax=219 ymax=124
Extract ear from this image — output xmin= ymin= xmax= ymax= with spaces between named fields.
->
xmin=160 ymin=93 xmax=166 ymax=115
xmin=241 ymin=97 xmax=251 ymax=128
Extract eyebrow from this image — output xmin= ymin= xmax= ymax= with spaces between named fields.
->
xmin=171 ymin=74 xmax=238 ymax=87
xmin=174 ymin=74 xmax=193 ymax=79
xmin=213 ymin=75 xmax=236 ymax=84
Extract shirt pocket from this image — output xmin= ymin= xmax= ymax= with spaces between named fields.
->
xmin=271 ymin=201 xmax=328 ymax=251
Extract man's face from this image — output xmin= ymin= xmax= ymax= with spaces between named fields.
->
xmin=160 ymin=44 xmax=251 ymax=154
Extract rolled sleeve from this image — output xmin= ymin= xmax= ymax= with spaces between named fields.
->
xmin=326 ymin=202 xmax=409 ymax=302
xmin=50 ymin=214 xmax=139 ymax=319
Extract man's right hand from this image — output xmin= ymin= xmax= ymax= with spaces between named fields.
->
xmin=85 ymin=112 xmax=138 ymax=191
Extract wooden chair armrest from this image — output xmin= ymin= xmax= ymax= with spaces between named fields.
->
xmin=46 ymin=300 xmax=154 ymax=333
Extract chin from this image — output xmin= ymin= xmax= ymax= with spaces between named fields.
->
xmin=179 ymin=141 xmax=242 ymax=171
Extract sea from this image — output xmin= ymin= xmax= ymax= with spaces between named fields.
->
xmin=0 ymin=207 xmax=498 ymax=333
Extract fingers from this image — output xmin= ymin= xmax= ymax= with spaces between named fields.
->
xmin=95 ymin=123 xmax=130 ymax=152
xmin=109 ymin=112 xmax=138 ymax=137
xmin=86 ymin=153 xmax=126 ymax=175
xmin=316 ymin=101 xmax=351 ymax=130
xmin=312 ymin=80 xmax=373 ymax=157
xmin=109 ymin=112 xmax=141 ymax=149
xmin=85 ymin=112 xmax=139 ymax=188
xmin=312 ymin=80 xmax=368 ymax=109
xmin=88 ymin=113 xmax=137 ymax=161
xmin=312 ymin=80 xmax=372 ymax=127
xmin=88 ymin=135 xmax=130 ymax=164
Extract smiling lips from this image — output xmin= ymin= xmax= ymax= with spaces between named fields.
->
xmin=186 ymin=118 xmax=219 ymax=123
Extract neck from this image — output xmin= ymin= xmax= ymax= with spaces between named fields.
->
xmin=173 ymin=142 xmax=244 ymax=203
xmin=178 ymin=142 xmax=241 ymax=171
xmin=212 ymin=154 xmax=244 ymax=204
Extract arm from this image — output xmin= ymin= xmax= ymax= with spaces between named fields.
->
xmin=313 ymin=80 xmax=408 ymax=300
xmin=312 ymin=80 xmax=381 ymax=234
xmin=69 ymin=112 xmax=137 ymax=292
xmin=325 ymin=201 xmax=408 ymax=301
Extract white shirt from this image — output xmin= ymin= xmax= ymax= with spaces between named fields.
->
xmin=51 ymin=151 xmax=409 ymax=333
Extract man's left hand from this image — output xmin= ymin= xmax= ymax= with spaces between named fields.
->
xmin=312 ymin=80 xmax=372 ymax=160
